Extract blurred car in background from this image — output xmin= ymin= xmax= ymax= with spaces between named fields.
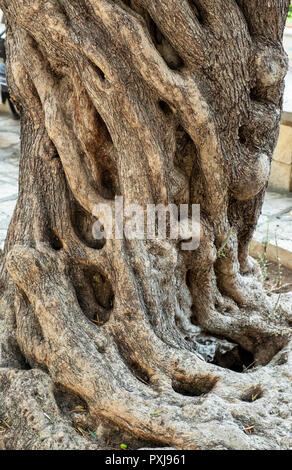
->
xmin=0 ymin=21 xmax=20 ymax=119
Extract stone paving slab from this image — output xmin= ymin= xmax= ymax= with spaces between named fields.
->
xmin=0 ymin=182 xmax=18 ymax=199
xmin=0 ymin=210 xmax=11 ymax=230
xmin=284 ymin=69 xmax=292 ymax=114
xmin=0 ymin=110 xmax=20 ymax=249
xmin=260 ymin=191 xmax=292 ymax=217
xmin=0 ymin=229 xmax=7 ymax=248
xmin=250 ymin=192 xmax=292 ymax=269
xmin=0 ymin=131 xmax=20 ymax=148
xmin=283 ymin=30 xmax=292 ymax=113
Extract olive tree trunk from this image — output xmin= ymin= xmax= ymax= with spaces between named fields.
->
xmin=0 ymin=0 xmax=291 ymax=450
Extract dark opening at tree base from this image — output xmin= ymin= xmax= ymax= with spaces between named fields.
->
xmin=212 ymin=344 xmax=255 ymax=373
xmin=172 ymin=375 xmax=218 ymax=397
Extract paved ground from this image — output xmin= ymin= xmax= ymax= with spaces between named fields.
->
xmin=250 ymin=192 xmax=292 ymax=269
xmin=284 ymin=69 xmax=292 ymax=113
xmin=283 ymin=30 xmax=292 ymax=112
xmin=0 ymin=108 xmax=19 ymax=249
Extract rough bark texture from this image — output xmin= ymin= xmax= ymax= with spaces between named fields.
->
xmin=0 ymin=0 xmax=291 ymax=450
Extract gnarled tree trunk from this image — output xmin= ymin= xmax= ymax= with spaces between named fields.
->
xmin=0 ymin=0 xmax=291 ymax=450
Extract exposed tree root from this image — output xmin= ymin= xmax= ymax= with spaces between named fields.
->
xmin=1 ymin=244 xmax=290 ymax=450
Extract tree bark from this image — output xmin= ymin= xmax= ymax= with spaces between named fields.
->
xmin=0 ymin=0 xmax=291 ymax=450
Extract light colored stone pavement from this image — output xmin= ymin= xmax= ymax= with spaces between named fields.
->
xmin=283 ymin=29 xmax=292 ymax=113
xmin=0 ymin=108 xmax=20 ymax=249
xmin=250 ymin=192 xmax=292 ymax=269
xmin=284 ymin=69 xmax=292 ymax=113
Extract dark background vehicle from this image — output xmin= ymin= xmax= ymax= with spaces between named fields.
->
xmin=0 ymin=23 xmax=20 ymax=119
